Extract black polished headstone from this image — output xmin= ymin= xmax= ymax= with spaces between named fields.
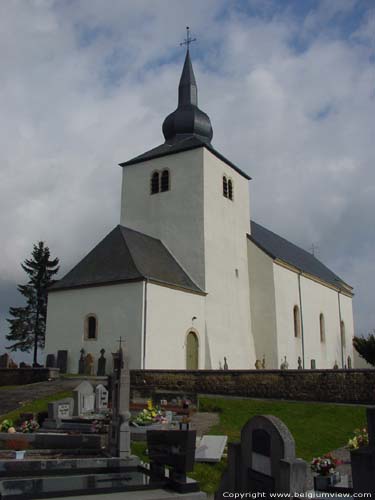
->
xmin=78 ymin=348 xmax=85 ymax=375
xmin=56 ymin=350 xmax=68 ymax=374
xmin=46 ymin=353 xmax=56 ymax=368
xmin=97 ymin=348 xmax=106 ymax=376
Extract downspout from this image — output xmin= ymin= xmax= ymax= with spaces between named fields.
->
xmin=338 ymin=291 xmax=344 ymax=368
xmin=142 ymin=280 xmax=148 ymax=369
xmin=298 ymin=272 xmax=305 ymax=369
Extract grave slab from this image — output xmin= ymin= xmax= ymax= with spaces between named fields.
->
xmin=195 ymin=435 xmax=227 ymax=463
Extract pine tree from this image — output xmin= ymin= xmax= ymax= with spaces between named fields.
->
xmin=6 ymin=242 xmax=59 ymax=366
xmin=353 ymin=332 xmax=375 ymax=367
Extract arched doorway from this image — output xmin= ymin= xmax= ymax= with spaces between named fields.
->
xmin=186 ymin=331 xmax=199 ymax=370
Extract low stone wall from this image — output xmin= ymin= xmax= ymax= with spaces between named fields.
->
xmin=0 ymin=368 xmax=60 ymax=386
xmin=130 ymin=369 xmax=375 ymax=404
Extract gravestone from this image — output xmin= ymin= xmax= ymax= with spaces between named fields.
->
xmin=195 ymin=435 xmax=227 ymax=463
xmin=78 ymin=348 xmax=85 ymax=374
xmin=95 ymin=384 xmax=109 ymax=412
xmin=262 ymin=355 xmax=266 ymax=369
xmin=73 ymin=381 xmax=95 ymax=416
xmin=9 ymin=359 xmax=18 ymax=368
xmin=310 ymin=359 xmax=316 ymax=369
xmin=45 ymin=353 xmax=56 ymax=368
xmin=56 ymin=350 xmax=68 ymax=374
xmin=347 ymin=355 xmax=352 ymax=369
xmin=351 ymin=406 xmax=375 ymax=494
xmin=97 ymin=348 xmax=106 ymax=376
xmin=110 ymin=342 xmax=131 ymax=458
xmin=0 ymin=353 xmax=10 ymax=368
xmin=85 ymin=353 xmax=94 ymax=375
xmin=48 ymin=397 xmax=74 ymax=420
xmin=297 ymin=356 xmax=302 ymax=370
xmin=215 ymin=414 xmax=307 ymax=498
xmin=280 ymin=356 xmax=289 ymax=370
xmin=255 ymin=359 xmax=262 ymax=370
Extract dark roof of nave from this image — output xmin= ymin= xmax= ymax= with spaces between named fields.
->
xmin=249 ymin=221 xmax=352 ymax=293
xmin=119 ymin=135 xmax=251 ymax=180
xmin=49 ymin=225 xmax=203 ymax=294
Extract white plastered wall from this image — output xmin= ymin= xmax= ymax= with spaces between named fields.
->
xmin=144 ymin=282 xmax=206 ymax=369
xmin=120 ymin=148 xmax=205 ymax=290
xmin=45 ymin=282 xmax=144 ymax=373
xmin=273 ymin=263 xmax=354 ymax=369
xmin=202 ymin=149 xmax=255 ymax=369
xmin=247 ymin=239 xmax=278 ymax=368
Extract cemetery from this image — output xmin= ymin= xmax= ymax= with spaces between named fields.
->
xmin=0 ymin=344 xmax=374 ymax=499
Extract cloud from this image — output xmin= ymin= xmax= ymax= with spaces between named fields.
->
xmin=0 ymin=0 xmax=374 ymax=359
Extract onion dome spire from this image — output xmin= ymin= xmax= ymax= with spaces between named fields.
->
xmin=162 ymin=28 xmax=213 ymax=144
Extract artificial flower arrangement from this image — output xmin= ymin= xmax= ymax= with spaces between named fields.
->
xmin=311 ymin=454 xmax=339 ymax=476
xmin=0 ymin=419 xmax=16 ymax=433
xmin=133 ymin=400 xmax=168 ymax=425
xmin=347 ymin=427 xmax=368 ymax=450
xmin=20 ymin=419 xmax=40 ymax=433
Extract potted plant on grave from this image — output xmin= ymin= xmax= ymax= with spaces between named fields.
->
xmin=311 ymin=454 xmax=340 ymax=490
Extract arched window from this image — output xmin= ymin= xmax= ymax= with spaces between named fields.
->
xmin=228 ymin=179 xmax=233 ymax=200
xmin=151 ymin=172 xmax=159 ymax=194
xmin=161 ymin=169 xmax=170 ymax=192
xmin=340 ymin=320 xmax=346 ymax=348
xmin=319 ymin=313 xmax=325 ymax=343
xmin=223 ymin=176 xmax=228 ymax=198
xmin=85 ymin=314 xmax=98 ymax=340
xmin=293 ymin=305 xmax=301 ymax=338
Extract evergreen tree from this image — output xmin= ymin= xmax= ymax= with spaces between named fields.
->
xmin=6 ymin=242 xmax=59 ymax=366
xmin=353 ymin=332 xmax=375 ymax=367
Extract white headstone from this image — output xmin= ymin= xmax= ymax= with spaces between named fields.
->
xmin=73 ymin=381 xmax=95 ymax=416
xmin=195 ymin=435 xmax=227 ymax=463
xmin=95 ymin=384 xmax=109 ymax=411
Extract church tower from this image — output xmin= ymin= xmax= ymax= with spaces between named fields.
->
xmin=120 ymin=42 xmax=256 ymax=368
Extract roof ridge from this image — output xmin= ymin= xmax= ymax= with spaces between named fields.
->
xmin=117 ymin=225 xmax=146 ymax=278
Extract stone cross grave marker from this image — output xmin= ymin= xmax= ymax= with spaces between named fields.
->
xmin=73 ymin=381 xmax=95 ymax=416
xmin=215 ymin=414 xmax=307 ymax=498
xmin=95 ymin=384 xmax=109 ymax=412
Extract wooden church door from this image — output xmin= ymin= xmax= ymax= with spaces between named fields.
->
xmin=186 ymin=331 xmax=199 ymax=370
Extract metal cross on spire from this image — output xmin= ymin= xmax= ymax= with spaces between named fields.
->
xmin=180 ymin=26 xmax=196 ymax=52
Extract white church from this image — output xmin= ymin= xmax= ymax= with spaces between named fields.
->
xmin=45 ymin=48 xmax=354 ymax=373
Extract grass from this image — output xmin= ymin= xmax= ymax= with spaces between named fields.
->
xmin=199 ymin=397 xmax=366 ymax=461
xmin=0 ymin=391 xmax=73 ymax=422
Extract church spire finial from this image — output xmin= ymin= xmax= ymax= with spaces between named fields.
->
xmin=162 ymin=28 xmax=213 ymax=144
xmin=180 ymin=26 xmax=196 ymax=53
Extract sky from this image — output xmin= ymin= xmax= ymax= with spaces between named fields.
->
xmin=0 ymin=0 xmax=374 ymax=362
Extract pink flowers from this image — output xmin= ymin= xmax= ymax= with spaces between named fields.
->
xmin=311 ymin=454 xmax=339 ymax=476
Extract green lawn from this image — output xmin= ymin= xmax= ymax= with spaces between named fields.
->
xmin=199 ymin=397 xmax=366 ymax=461
xmin=0 ymin=391 xmax=73 ymax=422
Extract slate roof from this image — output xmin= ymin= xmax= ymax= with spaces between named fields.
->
xmin=50 ymin=225 xmax=203 ymax=294
xmin=119 ymin=135 xmax=251 ymax=180
xmin=249 ymin=221 xmax=352 ymax=293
